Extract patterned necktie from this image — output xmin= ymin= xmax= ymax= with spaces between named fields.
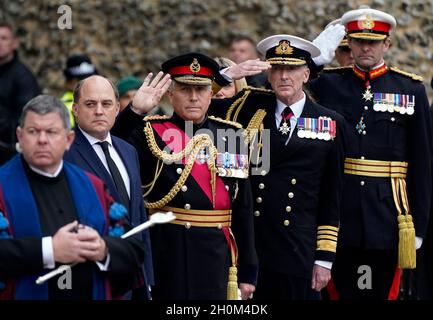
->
xmin=278 ymin=107 xmax=294 ymax=142
xmin=97 ymin=141 xmax=130 ymax=211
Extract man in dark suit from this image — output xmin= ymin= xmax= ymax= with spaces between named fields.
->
xmin=209 ymin=35 xmax=346 ymax=299
xmin=63 ymin=75 xmax=153 ymax=299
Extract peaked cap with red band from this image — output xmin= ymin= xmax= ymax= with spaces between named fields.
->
xmin=161 ymin=52 xmax=224 ymax=86
xmin=341 ymin=7 xmax=397 ymax=41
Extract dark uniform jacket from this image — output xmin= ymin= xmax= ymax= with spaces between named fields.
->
xmin=0 ymin=53 xmax=40 ymax=148
xmin=210 ymin=88 xmax=345 ymax=279
xmin=114 ymin=109 xmax=258 ymax=299
xmin=309 ymin=65 xmax=432 ymax=250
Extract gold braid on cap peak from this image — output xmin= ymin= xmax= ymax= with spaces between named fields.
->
xmin=143 ymin=122 xmax=218 ymax=209
xmin=208 ymin=115 xmax=243 ymax=129
xmin=390 ymin=66 xmax=423 ymax=81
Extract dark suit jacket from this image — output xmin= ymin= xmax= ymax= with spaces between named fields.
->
xmin=64 ymin=128 xmax=154 ymax=290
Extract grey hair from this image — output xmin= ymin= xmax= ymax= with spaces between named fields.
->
xmin=73 ymin=75 xmax=119 ymax=103
xmin=19 ymin=95 xmax=71 ymax=131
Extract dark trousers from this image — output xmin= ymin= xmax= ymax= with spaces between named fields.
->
xmin=253 ymin=268 xmax=320 ymax=300
xmin=330 ymin=247 xmax=399 ymax=300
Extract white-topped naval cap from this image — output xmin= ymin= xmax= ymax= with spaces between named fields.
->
xmin=257 ymin=34 xmax=321 ymax=66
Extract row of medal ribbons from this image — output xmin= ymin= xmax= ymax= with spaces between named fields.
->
xmin=297 ymin=117 xmax=336 ymax=141
xmin=373 ymin=93 xmax=415 ymax=115
xmin=216 ymin=152 xmax=249 ymax=179
xmin=216 ymin=152 xmax=249 ymax=170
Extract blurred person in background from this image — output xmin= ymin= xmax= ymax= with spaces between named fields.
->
xmin=213 ymin=57 xmax=247 ymax=99
xmin=229 ymin=36 xmax=269 ymax=88
xmin=117 ymin=76 xmax=143 ymax=112
xmin=61 ymin=54 xmax=98 ymax=128
xmin=0 ymin=22 xmax=40 ymax=165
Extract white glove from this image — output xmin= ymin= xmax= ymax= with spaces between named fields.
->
xmin=415 ymin=236 xmax=423 ymax=250
xmin=312 ymin=24 xmax=346 ymax=66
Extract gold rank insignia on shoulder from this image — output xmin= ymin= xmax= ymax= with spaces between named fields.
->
xmin=244 ymin=86 xmax=275 ymax=94
xmin=143 ymin=114 xmax=170 ymax=122
xmin=208 ymin=115 xmax=243 ymax=129
xmin=372 ymin=93 xmax=415 ymax=115
xmin=296 ymin=117 xmax=336 ymax=140
xmin=216 ymin=152 xmax=249 ymax=179
xmin=390 ymin=66 xmax=423 ymax=81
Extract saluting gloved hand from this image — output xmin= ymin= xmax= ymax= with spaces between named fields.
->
xmin=312 ymin=23 xmax=346 ymax=66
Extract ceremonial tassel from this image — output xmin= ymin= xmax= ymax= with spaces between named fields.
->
xmin=398 ymin=214 xmax=416 ymax=269
xmin=227 ymin=266 xmax=239 ymax=300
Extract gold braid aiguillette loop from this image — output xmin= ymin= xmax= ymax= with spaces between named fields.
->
xmin=144 ymin=122 xmax=217 ymax=209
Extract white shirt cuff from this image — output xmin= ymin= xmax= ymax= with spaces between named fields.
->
xmin=315 ymin=260 xmax=332 ymax=270
xmin=42 ymin=236 xmax=55 ymax=269
xmin=95 ymin=253 xmax=110 ymax=271
xmin=416 ymin=236 xmax=423 ymax=250
xmin=219 ymin=67 xmax=233 ymax=82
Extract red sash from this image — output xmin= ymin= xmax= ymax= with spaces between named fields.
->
xmin=151 ymin=121 xmax=231 ymax=210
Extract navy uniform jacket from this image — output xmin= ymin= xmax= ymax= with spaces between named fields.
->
xmin=64 ymin=128 xmax=154 ymax=291
xmin=210 ymin=88 xmax=345 ymax=279
xmin=113 ymin=109 xmax=258 ymax=299
xmin=309 ymin=66 xmax=432 ymax=250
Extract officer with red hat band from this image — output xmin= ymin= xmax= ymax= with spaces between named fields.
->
xmin=112 ymin=52 xmax=258 ymax=300
xmin=309 ymin=7 xmax=432 ymax=299
xmin=209 ymin=35 xmax=346 ymax=300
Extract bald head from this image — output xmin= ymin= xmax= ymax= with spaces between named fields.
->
xmin=73 ymin=75 xmax=119 ymax=104
xmin=72 ymin=75 xmax=120 ymax=140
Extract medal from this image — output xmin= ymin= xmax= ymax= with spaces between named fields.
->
xmin=311 ymin=118 xmax=317 ymax=139
xmin=323 ymin=118 xmax=331 ymax=141
xmin=356 ymin=116 xmax=366 ymax=135
xmin=297 ymin=118 xmax=305 ymax=138
xmin=279 ymin=121 xmax=291 ymax=135
xmin=304 ymin=118 xmax=312 ymax=138
xmin=406 ymin=95 xmax=415 ymax=115
xmin=362 ymin=86 xmax=373 ymax=101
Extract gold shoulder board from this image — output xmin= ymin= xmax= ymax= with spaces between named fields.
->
xmin=143 ymin=115 xmax=170 ymax=122
xmin=390 ymin=66 xmax=423 ymax=81
xmin=245 ymin=86 xmax=274 ymax=94
xmin=323 ymin=66 xmax=352 ymax=73
xmin=208 ymin=115 xmax=243 ymax=129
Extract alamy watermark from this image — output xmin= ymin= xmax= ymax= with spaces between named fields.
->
xmin=57 ymin=266 xmax=72 ymax=290
xmin=357 ymin=265 xmax=372 ymax=290
xmin=57 ymin=4 xmax=72 ymax=30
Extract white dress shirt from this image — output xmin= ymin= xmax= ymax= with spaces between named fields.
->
xmin=275 ymin=93 xmax=306 ymax=144
xmin=79 ymin=127 xmax=131 ymax=197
